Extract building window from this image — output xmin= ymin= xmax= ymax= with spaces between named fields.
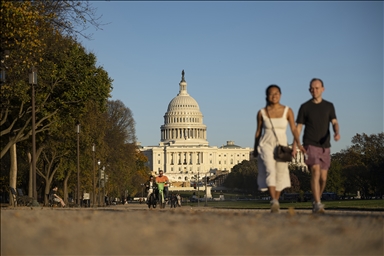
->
xmin=219 ymin=161 xmax=221 ymax=164
xmin=231 ymin=159 xmax=233 ymax=164
xmin=158 ymin=160 xmax=160 ymax=164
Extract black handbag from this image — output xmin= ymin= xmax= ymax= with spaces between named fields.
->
xmin=266 ymin=108 xmax=293 ymax=162
xmin=274 ymin=145 xmax=293 ymax=162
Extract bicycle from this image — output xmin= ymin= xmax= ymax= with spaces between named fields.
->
xmin=157 ymin=182 xmax=166 ymax=209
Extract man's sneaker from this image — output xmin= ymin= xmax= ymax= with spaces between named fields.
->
xmin=270 ymin=199 xmax=280 ymax=213
xmin=313 ymin=202 xmax=325 ymax=214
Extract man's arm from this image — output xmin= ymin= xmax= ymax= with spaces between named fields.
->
xmin=292 ymin=123 xmax=303 ymax=157
xmin=331 ymin=119 xmax=340 ymax=141
xmin=293 ymin=123 xmax=303 ymax=146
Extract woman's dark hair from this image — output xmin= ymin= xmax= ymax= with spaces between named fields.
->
xmin=265 ymin=84 xmax=281 ymax=106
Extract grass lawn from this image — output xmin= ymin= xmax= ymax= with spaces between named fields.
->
xmin=182 ymin=198 xmax=384 ymax=211
xmin=176 ymin=191 xmax=383 ymax=211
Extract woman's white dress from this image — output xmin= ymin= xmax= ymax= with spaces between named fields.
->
xmin=257 ymin=106 xmax=291 ymax=192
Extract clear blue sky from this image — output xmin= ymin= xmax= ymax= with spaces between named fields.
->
xmin=79 ymin=1 xmax=383 ymax=154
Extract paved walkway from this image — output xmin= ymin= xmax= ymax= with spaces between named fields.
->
xmin=2 ymin=204 xmax=383 ymax=255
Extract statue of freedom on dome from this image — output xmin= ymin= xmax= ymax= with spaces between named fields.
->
xmin=181 ymin=70 xmax=185 ymax=82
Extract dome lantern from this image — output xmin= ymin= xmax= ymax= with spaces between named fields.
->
xmin=160 ymin=70 xmax=208 ymax=146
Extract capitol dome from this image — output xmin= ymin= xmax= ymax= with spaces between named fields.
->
xmin=167 ymin=94 xmax=200 ymax=112
xmin=160 ymin=70 xmax=208 ymax=146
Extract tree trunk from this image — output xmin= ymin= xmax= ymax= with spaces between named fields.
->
xmin=9 ymin=143 xmax=17 ymax=206
xmin=44 ymin=177 xmax=51 ymax=206
xmin=63 ymin=170 xmax=71 ymax=204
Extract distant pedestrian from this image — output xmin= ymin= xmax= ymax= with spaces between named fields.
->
xmin=145 ymin=176 xmax=157 ymax=204
xmin=170 ymin=193 xmax=177 ymax=208
xmin=294 ymin=78 xmax=340 ymax=214
xmin=50 ymin=185 xmax=66 ymax=208
xmin=176 ymin=194 xmax=182 ymax=207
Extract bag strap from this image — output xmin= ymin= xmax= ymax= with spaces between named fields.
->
xmin=265 ymin=107 xmax=280 ymax=145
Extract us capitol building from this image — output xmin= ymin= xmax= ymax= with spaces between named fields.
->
xmin=139 ymin=70 xmax=252 ymax=183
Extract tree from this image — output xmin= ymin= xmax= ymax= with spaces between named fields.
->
xmin=223 ymin=159 xmax=258 ymax=194
xmin=340 ymin=133 xmax=384 ymax=197
xmin=102 ymin=100 xmax=140 ymax=199
xmin=1 ymin=1 xmax=112 ymax=202
xmin=1 ymin=1 xmax=52 ymax=159
xmin=350 ymin=133 xmax=384 ymax=196
xmin=38 ymin=0 xmax=105 ymax=40
xmin=285 ymin=172 xmax=300 ymax=193
xmin=290 ymin=164 xmax=311 ymax=193
xmin=327 ymin=153 xmax=344 ymax=195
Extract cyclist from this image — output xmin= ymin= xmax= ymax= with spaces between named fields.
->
xmin=145 ymin=176 xmax=156 ymax=204
xmin=155 ymin=170 xmax=169 ymax=201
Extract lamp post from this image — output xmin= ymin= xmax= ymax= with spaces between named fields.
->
xmin=197 ymin=172 xmax=200 ymax=207
xmin=205 ymin=172 xmax=208 ymax=207
xmin=97 ymin=160 xmax=101 ymax=206
xmin=92 ymin=144 xmax=96 ymax=207
xmin=105 ymin=174 xmax=108 ymax=205
xmin=101 ymin=166 xmax=105 ymax=206
xmin=76 ymin=122 xmax=80 ymax=206
xmin=141 ymin=183 xmax=144 ymax=203
xmin=29 ymin=67 xmax=37 ymax=201
xmin=1 ymin=49 xmax=10 ymax=83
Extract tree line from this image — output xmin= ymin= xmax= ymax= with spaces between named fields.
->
xmin=1 ymin=1 xmax=150 ymax=205
xmin=223 ymin=133 xmax=384 ymax=198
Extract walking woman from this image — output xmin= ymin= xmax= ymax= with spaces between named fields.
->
xmin=253 ymin=85 xmax=305 ymax=213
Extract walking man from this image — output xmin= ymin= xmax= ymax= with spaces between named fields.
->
xmin=295 ymin=78 xmax=340 ymax=213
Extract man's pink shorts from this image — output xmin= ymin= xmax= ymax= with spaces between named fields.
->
xmin=304 ymin=145 xmax=331 ymax=170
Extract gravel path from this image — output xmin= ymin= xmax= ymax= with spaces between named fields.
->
xmin=2 ymin=204 xmax=383 ymax=255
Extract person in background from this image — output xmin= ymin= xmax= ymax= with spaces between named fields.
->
xmin=156 ymin=170 xmax=169 ymax=200
xmin=176 ymin=193 xmax=182 ymax=207
xmin=50 ymin=185 xmax=66 ymax=208
xmin=145 ymin=176 xmax=156 ymax=204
